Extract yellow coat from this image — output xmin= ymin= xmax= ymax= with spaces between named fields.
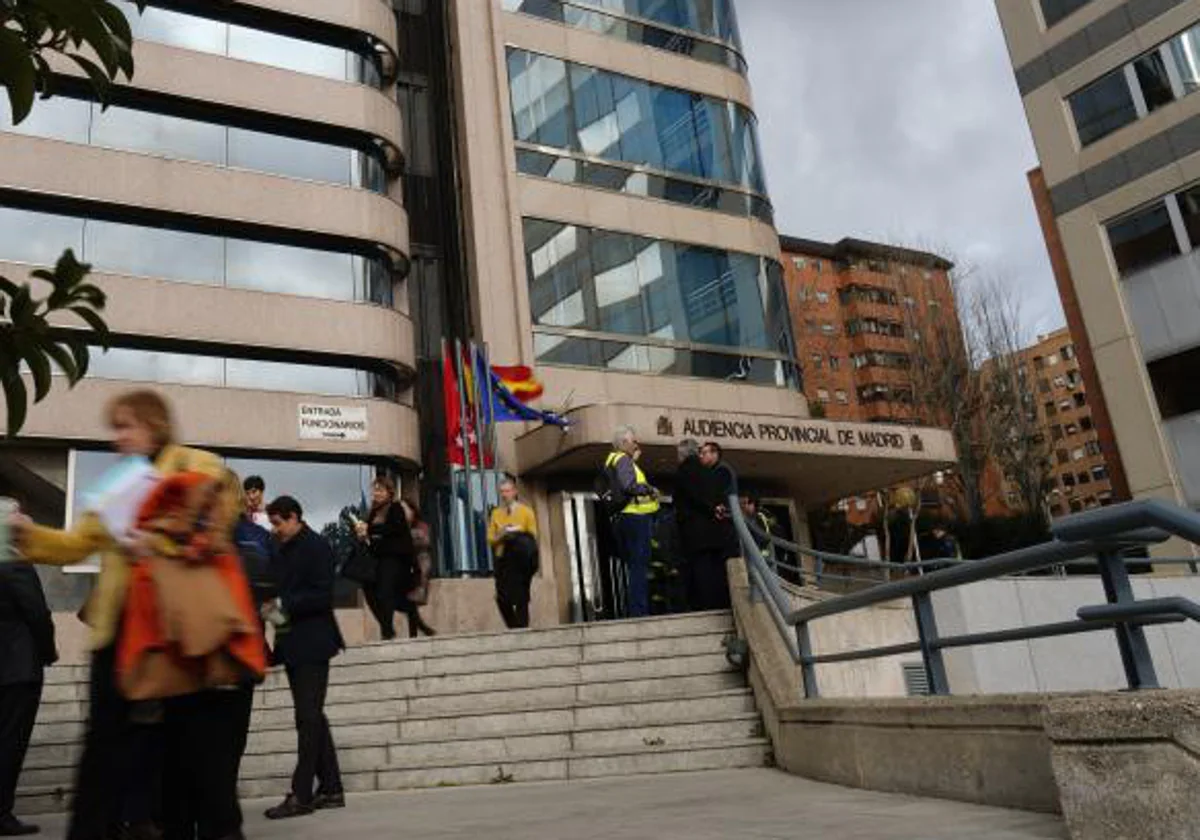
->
xmin=20 ymin=444 xmax=225 ymax=651
xmin=487 ymin=502 xmax=537 ymax=558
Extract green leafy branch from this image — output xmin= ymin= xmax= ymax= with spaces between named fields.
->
xmin=1 ymin=249 xmax=110 ymax=434
xmin=0 ymin=0 xmax=145 ymax=123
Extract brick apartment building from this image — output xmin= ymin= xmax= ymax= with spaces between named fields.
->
xmin=779 ymin=236 xmax=957 ymax=425
xmin=997 ymin=326 xmax=1117 ymax=518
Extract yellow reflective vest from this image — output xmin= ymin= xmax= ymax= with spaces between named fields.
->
xmin=605 ymin=451 xmax=659 ymax=516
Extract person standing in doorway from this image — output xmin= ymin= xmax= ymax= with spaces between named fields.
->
xmin=674 ymin=439 xmax=731 ymax=612
xmin=487 ymin=477 xmax=538 ymax=629
xmin=243 ymin=476 xmax=270 ymax=530
xmin=263 ymin=496 xmax=345 ymax=820
xmin=0 ymin=563 xmax=57 ymax=837
xmin=604 ymin=426 xmax=659 ymax=618
xmin=355 ymin=476 xmax=415 ymax=641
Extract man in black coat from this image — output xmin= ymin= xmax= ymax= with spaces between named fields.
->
xmin=0 ymin=564 xmax=57 ymax=836
xmin=674 ymin=439 xmax=734 ymax=611
xmin=261 ymin=496 xmax=345 ymax=821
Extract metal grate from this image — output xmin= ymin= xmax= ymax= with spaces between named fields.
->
xmin=902 ymin=662 xmax=931 ymax=696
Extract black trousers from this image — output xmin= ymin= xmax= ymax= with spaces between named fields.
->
xmin=67 ymin=647 xmax=128 ymax=840
xmin=0 ymin=681 xmax=41 ymax=820
xmin=161 ymin=688 xmax=253 ymax=840
xmin=494 ymin=554 xmax=534 ymax=629
xmin=285 ymin=663 xmax=342 ymax=805
xmin=686 ymin=548 xmax=732 ymax=612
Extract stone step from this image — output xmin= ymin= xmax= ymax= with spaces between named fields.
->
xmin=39 ymin=612 xmax=737 ymax=689
xmin=239 ymin=738 xmax=773 ymax=799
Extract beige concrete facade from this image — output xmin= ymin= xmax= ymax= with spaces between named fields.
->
xmin=5 ymin=378 xmax=421 ymax=464
xmin=28 ymin=265 xmax=416 ymax=372
xmin=449 ymin=0 xmax=960 ymax=594
xmin=995 ymin=0 xmax=1200 ymax=521
xmin=0 ymin=1 xmax=415 ymax=506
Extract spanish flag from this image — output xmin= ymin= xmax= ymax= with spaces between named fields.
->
xmin=491 ymin=365 xmax=544 ymax=403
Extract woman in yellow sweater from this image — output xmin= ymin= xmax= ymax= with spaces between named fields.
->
xmin=9 ymin=390 xmax=228 ymax=840
xmin=487 ymin=476 xmax=538 ymax=629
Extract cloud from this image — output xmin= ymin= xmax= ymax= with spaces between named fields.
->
xmin=738 ymin=0 xmax=1065 ymax=336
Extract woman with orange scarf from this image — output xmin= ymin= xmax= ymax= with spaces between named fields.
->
xmin=8 ymin=390 xmax=263 ymax=840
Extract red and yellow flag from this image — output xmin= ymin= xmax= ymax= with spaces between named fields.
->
xmin=491 ymin=365 xmax=544 ymax=403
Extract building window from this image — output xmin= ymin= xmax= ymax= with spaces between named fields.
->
xmin=1062 ymin=473 xmax=1077 ymax=488
xmin=502 ymin=0 xmax=747 ymax=74
xmin=835 ymin=389 xmax=849 ymax=404
xmin=0 ymin=206 xmax=394 ymax=306
xmin=1062 ymin=344 xmax=1076 ymax=360
xmin=1086 ymin=441 xmax=1103 ymax=457
xmin=792 ymin=257 xmax=806 ymax=270
xmin=1057 ymin=448 xmax=1070 ymax=465
xmin=816 ymin=388 xmax=830 ymax=402
xmin=812 ymin=260 xmax=822 ymax=273
xmin=810 ymin=353 xmax=823 ymax=370
xmin=815 ymin=291 xmax=830 ymax=304
xmin=507 ymin=49 xmax=767 ymax=197
xmin=1106 ymin=200 xmax=1180 ymax=275
xmin=829 ymin=355 xmax=841 ymax=371
xmin=1040 ymin=0 xmax=1093 ymax=28
xmin=1080 ymin=416 xmax=1094 ymax=431
xmin=1070 ymin=499 xmax=1084 ymax=513
xmin=1053 ymin=375 xmax=1066 ymax=389
xmin=109 ymin=0 xmax=384 ymax=85
xmin=1069 ymin=68 xmax=1138 ymax=146
xmin=1133 ymin=50 xmax=1176 ymax=113
xmin=1073 ymin=392 xmax=1087 ymax=408
xmin=820 ymin=322 xmax=836 ymax=335
xmin=1091 ymin=465 xmax=1109 ymax=481
xmin=1051 ymin=424 xmax=1064 ymax=441
xmin=1098 ymin=492 xmax=1114 ymax=506
xmin=1076 ymin=471 xmax=1091 ymax=485
xmin=0 ymin=95 xmax=388 ymax=193
xmin=1072 ymin=447 xmax=1086 ymax=461
xmin=522 ymin=219 xmax=799 ymax=387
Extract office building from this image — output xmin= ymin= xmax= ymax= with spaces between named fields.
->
xmin=1 ymin=0 xmax=958 ymax=647
xmin=995 ymin=0 xmax=1200 ymax=515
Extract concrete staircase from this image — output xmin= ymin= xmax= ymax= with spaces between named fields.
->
xmin=18 ymin=611 xmax=769 ymax=813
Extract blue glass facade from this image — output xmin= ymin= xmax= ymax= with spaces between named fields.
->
xmin=507 ymin=48 xmax=768 ymax=196
xmin=502 ymin=0 xmax=746 ymax=73
xmin=523 ymin=219 xmax=798 ymax=388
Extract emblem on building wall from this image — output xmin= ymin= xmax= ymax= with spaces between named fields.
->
xmin=911 ymin=434 xmax=924 ymax=452
xmin=656 ymin=415 xmax=674 ymax=437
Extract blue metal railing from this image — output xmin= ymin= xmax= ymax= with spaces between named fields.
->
xmin=729 ymin=496 xmax=1200 ymax=698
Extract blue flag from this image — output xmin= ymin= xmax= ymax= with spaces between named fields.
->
xmin=474 ymin=353 xmax=570 ymax=429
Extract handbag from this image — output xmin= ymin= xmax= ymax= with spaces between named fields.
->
xmin=340 ymin=544 xmax=378 ymax=586
xmin=407 ymin=551 xmax=433 ymax=605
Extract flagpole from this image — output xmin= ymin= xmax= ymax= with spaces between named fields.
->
xmin=453 ymin=338 xmax=479 ymax=574
xmin=483 ymin=342 xmax=500 ymax=512
xmin=472 ymin=342 xmax=495 ymax=519
xmin=468 ymin=342 xmax=493 ymax=568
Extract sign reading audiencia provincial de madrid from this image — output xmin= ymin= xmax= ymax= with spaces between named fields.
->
xmin=665 ymin=415 xmax=924 ymax=454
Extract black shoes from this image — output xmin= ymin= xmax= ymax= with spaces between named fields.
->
xmin=264 ymin=794 xmax=314 ymax=820
xmin=0 ymin=815 xmax=38 ymax=836
xmin=312 ymin=791 xmax=346 ymax=810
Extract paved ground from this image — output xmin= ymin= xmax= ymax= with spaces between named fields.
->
xmin=38 ymin=768 xmax=1065 ymax=840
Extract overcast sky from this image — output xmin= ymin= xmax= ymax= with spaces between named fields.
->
xmin=738 ymin=0 xmax=1066 ymax=337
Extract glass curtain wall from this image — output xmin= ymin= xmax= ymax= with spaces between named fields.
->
xmin=112 ymin=0 xmax=384 ymax=86
xmin=0 ymin=206 xmax=394 ymax=305
xmin=0 ymin=96 xmax=387 ymax=192
xmin=507 ymin=48 xmax=771 ymax=220
xmin=522 ymin=218 xmax=798 ymax=387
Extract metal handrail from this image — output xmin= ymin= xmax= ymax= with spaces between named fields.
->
xmin=728 ymin=496 xmax=1200 ymax=698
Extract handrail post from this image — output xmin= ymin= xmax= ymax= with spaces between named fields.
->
xmin=796 ymin=622 xmax=819 ymax=698
xmin=1097 ymin=549 xmax=1160 ymax=690
xmin=911 ymin=591 xmax=950 ymax=695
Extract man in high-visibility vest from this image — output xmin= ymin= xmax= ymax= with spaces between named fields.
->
xmin=605 ymin=425 xmax=659 ymax=617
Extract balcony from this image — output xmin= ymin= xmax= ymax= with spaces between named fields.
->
xmin=1165 ymin=410 xmax=1200 ymax=509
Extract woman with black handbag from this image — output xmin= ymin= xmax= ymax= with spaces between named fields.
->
xmin=354 ymin=476 xmax=415 ymax=641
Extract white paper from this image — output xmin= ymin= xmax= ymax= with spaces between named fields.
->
xmin=83 ymin=456 xmax=160 ymax=545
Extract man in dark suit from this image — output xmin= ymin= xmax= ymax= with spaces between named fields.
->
xmin=0 ymin=564 xmax=57 ymax=836
xmin=261 ymin=496 xmax=345 ymax=821
xmin=674 ymin=439 xmax=734 ymax=612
